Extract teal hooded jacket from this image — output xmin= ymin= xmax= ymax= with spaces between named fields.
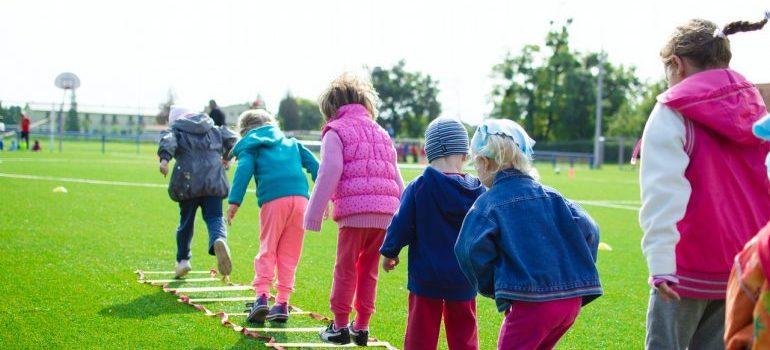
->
xmin=228 ymin=125 xmax=319 ymax=207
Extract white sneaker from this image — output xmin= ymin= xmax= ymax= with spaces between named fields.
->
xmin=213 ymin=238 xmax=232 ymax=277
xmin=175 ymin=260 xmax=192 ymax=279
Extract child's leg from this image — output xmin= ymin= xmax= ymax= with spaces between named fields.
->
xmin=645 ymin=290 xmax=713 ymax=349
xmin=200 ymin=196 xmax=227 ymax=255
xmin=330 ymin=227 xmax=367 ymax=329
xmin=254 ymin=198 xmax=291 ymax=297
xmin=404 ymin=293 xmax=443 ymax=350
xmin=352 ymin=228 xmax=386 ymax=330
xmin=683 ymin=299 xmax=725 ymax=349
xmin=176 ymin=199 xmax=199 ymax=262
xmin=443 ymin=298 xmax=479 ymax=350
xmin=497 ymin=298 xmax=581 ymax=350
xmin=274 ymin=196 xmax=308 ymax=304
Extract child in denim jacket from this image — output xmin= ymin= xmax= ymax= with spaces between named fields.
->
xmin=455 ymin=119 xmax=602 ymax=350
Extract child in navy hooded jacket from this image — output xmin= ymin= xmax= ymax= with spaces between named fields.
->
xmin=380 ymin=118 xmax=485 ymax=350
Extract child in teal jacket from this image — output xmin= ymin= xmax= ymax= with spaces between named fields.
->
xmin=227 ymin=109 xmax=319 ymax=324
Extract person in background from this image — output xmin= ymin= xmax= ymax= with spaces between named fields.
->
xmin=305 ymin=73 xmax=403 ymax=346
xmin=725 ymin=115 xmax=770 ymax=350
xmin=20 ymin=113 xmax=30 ymax=150
xmin=455 ymin=119 xmax=602 ymax=350
xmin=227 ymin=109 xmax=319 ymax=324
xmin=640 ymin=13 xmax=770 ymax=349
xmin=381 ymin=118 xmax=485 ymax=350
xmin=209 ymin=99 xmax=226 ymax=127
xmin=158 ymin=106 xmax=238 ymax=280
xmin=0 ymin=121 xmax=5 ymax=151
xmin=31 ymin=140 xmax=41 ymax=152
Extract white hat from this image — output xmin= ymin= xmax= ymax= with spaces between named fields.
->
xmin=168 ymin=106 xmax=194 ymax=125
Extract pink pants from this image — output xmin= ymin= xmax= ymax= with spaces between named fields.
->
xmin=253 ymin=196 xmax=307 ymax=304
xmin=498 ymin=297 xmax=582 ymax=350
xmin=330 ymin=227 xmax=385 ymax=330
xmin=404 ymin=293 xmax=479 ymax=350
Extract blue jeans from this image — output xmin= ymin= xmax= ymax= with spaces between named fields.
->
xmin=176 ymin=196 xmax=227 ymax=262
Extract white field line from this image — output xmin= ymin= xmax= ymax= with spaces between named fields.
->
xmin=1 ymin=171 xmax=642 ymax=212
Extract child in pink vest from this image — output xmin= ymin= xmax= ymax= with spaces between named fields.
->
xmin=640 ymin=14 xmax=770 ymax=349
xmin=305 ymin=73 xmax=403 ymax=346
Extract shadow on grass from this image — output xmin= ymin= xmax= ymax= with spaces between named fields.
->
xmin=98 ymin=290 xmax=195 ymax=319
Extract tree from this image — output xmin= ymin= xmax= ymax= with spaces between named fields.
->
xmin=490 ymin=20 xmax=643 ymax=142
xmin=296 ymin=98 xmax=323 ymax=130
xmin=277 ymin=92 xmax=301 ymax=131
xmin=370 ymin=60 xmax=442 ymax=138
xmin=156 ymin=89 xmax=175 ymax=125
xmin=65 ymin=94 xmax=80 ymax=132
xmin=608 ymin=80 xmax=666 ymax=138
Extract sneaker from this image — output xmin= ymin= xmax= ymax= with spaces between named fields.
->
xmin=174 ymin=260 xmax=192 ymax=279
xmin=319 ymin=322 xmax=350 ymax=345
xmin=212 ymin=238 xmax=232 ymax=276
xmin=349 ymin=322 xmax=369 ymax=346
xmin=266 ymin=302 xmax=289 ymax=323
xmin=246 ymin=294 xmax=269 ymax=323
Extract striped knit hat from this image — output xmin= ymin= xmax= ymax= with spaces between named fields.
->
xmin=424 ymin=117 xmax=469 ymax=162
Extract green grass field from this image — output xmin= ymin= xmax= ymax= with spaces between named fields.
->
xmin=0 ymin=141 xmax=646 ymax=349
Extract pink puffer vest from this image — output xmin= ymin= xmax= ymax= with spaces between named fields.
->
xmin=659 ymin=69 xmax=770 ymax=299
xmin=322 ymin=104 xmax=401 ymax=220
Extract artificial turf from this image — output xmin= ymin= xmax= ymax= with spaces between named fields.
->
xmin=0 ymin=141 xmax=646 ymax=349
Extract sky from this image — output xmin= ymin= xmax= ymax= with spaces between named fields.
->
xmin=1 ymin=0 xmax=768 ymax=124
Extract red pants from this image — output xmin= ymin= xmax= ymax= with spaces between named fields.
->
xmin=330 ymin=227 xmax=385 ymax=329
xmin=404 ymin=293 xmax=479 ymax=350
xmin=498 ymin=297 xmax=582 ymax=350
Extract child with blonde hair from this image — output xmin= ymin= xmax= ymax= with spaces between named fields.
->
xmin=227 ymin=109 xmax=319 ymax=323
xmin=305 ymin=73 xmax=403 ymax=346
xmin=639 ymin=13 xmax=770 ymax=349
xmin=455 ymin=119 xmax=601 ymax=350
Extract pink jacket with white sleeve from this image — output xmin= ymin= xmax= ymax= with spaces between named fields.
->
xmin=640 ymin=68 xmax=770 ymax=299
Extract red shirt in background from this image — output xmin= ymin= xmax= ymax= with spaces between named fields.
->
xmin=21 ymin=116 xmax=30 ymax=132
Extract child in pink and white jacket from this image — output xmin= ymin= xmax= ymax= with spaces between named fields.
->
xmin=304 ymin=73 xmax=403 ymax=346
xmin=640 ymin=15 xmax=770 ymax=349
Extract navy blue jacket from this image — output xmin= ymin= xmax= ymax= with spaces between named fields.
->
xmin=380 ymin=166 xmax=486 ymax=301
xmin=455 ymin=168 xmax=602 ymax=312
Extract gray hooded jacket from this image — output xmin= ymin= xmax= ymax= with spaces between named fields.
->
xmin=157 ymin=113 xmax=237 ymax=202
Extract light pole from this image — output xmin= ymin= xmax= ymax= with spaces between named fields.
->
xmin=592 ymin=53 xmax=605 ymax=169
xmin=54 ymin=72 xmax=80 ymax=153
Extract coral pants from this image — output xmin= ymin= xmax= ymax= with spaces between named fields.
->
xmin=253 ymin=196 xmax=307 ymax=304
xmin=498 ymin=297 xmax=582 ymax=350
xmin=330 ymin=227 xmax=385 ymax=329
xmin=404 ymin=293 xmax=479 ymax=350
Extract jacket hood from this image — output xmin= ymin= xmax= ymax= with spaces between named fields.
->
xmin=172 ymin=113 xmax=214 ymax=134
xmin=423 ymin=166 xmax=485 ymax=224
xmin=658 ymin=69 xmax=769 ymax=146
xmin=231 ymin=125 xmax=285 ymax=157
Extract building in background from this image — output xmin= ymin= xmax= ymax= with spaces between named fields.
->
xmin=26 ymin=106 xmax=156 ymax=135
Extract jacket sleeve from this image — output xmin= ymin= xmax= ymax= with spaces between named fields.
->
xmin=455 ymin=206 xmax=499 ymax=298
xmin=304 ymin=131 xmax=344 ymax=232
xmin=299 ymin=143 xmax=320 ymax=181
xmin=639 ymin=103 xmax=691 ymax=277
xmin=220 ymin=126 xmax=238 ymax=160
xmin=568 ymin=200 xmax=600 ymax=262
xmin=158 ymin=129 xmax=177 ymax=161
xmin=228 ymin=151 xmax=256 ymax=205
xmin=380 ymin=182 xmax=417 ymax=259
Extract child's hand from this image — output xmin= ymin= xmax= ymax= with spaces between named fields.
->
xmin=655 ymin=282 xmax=681 ymax=302
xmin=159 ymin=160 xmax=169 ymax=177
xmin=382 ymin=257 xmax=399 ymax=272
xmin=226 ymin=204 xmax=239 ymax=226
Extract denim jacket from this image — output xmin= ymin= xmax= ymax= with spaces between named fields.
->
xmin=455 ymin=168 xmax=602 ymax=312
